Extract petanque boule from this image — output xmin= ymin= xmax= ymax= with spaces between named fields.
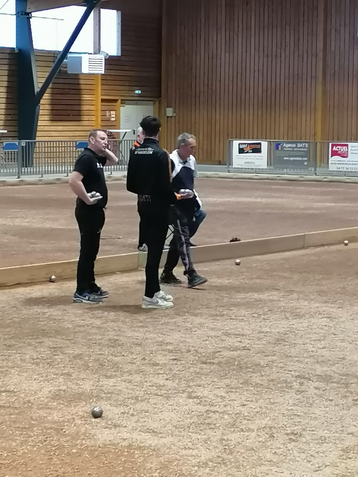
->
xmin=235 ymin=259 xmax=241 ymax=266
xmin=88 ymin=191 xmax=102 ymax=199
xmin=49 ymin=275 xmax=56 ymax=283
xmin=91 ymin=406 xmax=103 ymax=418
xmin=344 ymin=240 xmax=349 ymax=246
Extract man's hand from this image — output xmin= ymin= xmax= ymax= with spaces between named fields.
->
xmin=86 ymin=196 xmax=102 ymax=205
xmin=176 ymin=189 xmax=195 ymax=200
xmin=103 ymin=148 xmax=119 ymax=166
xmin=86 ymin=191 xmax=103 ymax=205
xmin=69 ymin=172 xmax=102 ymax=205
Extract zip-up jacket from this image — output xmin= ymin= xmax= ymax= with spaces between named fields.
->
xmin=126 ymin=138 xmax=177 ymax=205
xmin=170 ymin=150 xmax=200 ymax=213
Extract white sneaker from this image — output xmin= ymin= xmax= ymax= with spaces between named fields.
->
xmin=142 ymin=295 xmax=173 ymax=309
xmin=155 ymin=290 xmax=173 ymax=302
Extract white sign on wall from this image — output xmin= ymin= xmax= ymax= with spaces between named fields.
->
xmin=232 ymin=140 xmax=268 ymax=169
xmin=329 ymin=143 xmax=358 ymax=172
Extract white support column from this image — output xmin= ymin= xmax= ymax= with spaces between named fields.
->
xmin=93 ymin=4 xmax=101 ymax=54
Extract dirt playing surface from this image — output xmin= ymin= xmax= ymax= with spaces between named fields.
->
xmin=2 ymin=244 xmax=358 ymax=476
xmin=0 ymin=178 xmax=358 ymax=267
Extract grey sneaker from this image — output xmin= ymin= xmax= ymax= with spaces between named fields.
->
xmin=138 ymin=244 xmax=148 ymax=252
xmin=142 ymin=295 xmax=173 ymax=309
xmin=73 ymin=292 xmax=103 ymax=304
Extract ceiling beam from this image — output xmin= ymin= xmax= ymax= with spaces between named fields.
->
xmin=26 ymin=0 xmax=108 ymax=13
xmin=27 ymin=0 xmax=83 ymax=12
xmin=27 ymin=0 xmax=160 ymax=16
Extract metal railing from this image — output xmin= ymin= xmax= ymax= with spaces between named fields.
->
xmin=226 ymin=139 xmax=358 ymax=177
xmin=0 ymin=139 xmax=133 ymax=178
xmin=2 ymin=138 xmax=358 ymax=179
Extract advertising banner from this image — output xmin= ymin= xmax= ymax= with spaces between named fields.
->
xmin=273 ymin=142 xmax=310 ymax=169
xmin=232 ymin=140 xmax=268 ymax=169
xmin=329 ymin=143 xmax=358 ymax=172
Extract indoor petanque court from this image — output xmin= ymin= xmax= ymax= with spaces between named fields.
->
xmin=2 ymin=0 xmax=358 ymax=474
xmin=2 ymin=244 xmax=358 ymax=476
xmin=1 ymin=177 xmax=358 ymax=269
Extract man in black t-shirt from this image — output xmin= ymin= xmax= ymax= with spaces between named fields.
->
xmin=69 ymin=129 xmax=119 ymax=303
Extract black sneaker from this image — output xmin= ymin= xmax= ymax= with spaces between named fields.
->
xmin=91 ymin=288 xmax=109 ymax=298
xmin=188 ymin=273 xmax=207 ymax=288
xmin=160 ymin=271 xmax=182 ymax=285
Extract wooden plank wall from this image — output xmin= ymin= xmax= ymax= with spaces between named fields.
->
xmin=104 ymin=0 xmax=161 ymax=18
xmin=36 ymin=14 xmax=161 ymax=139
xmin=3 ymin=0 xmax=358 ymax=156
xmin=35 ymin=12 xmax=161 ymax=139
xmin=324 ymin=0 xmax=358 ymax=141
xmin=162 ymin=0 xmax=321 ymax=162
xmin=36 ymin=11 xmax=161 ymax=138
xmin=0 ymin=3 xmax=162 ymax=141
xmin=101 ymin=13 xmax=162 ymax=100
xmin=0 ymin=49 xmax=17 ymax=139
xmin=36 ymin=52 xmax=95 ymax=140
xmin=0 ymin=50 xmax=97 ymax=141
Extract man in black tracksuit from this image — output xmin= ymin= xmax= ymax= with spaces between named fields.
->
xmin=127 ymin=116 xmax=177 ymax=309
xmin=132 ymin=127 xmax=148 ymax=252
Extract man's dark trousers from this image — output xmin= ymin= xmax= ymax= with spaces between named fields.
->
xmin=75 ymin=206 xmax=105 ymax=294
xmin=138 ymin=201 xmax=169 ymax=298
xmin=163 ymin=206 xmax=195 ymax=276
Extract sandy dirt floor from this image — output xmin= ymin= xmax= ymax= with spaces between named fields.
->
xmin=2 ymin=244 xmax=358 ymax=476
xmin=0 ymin=178 xmax=358 ymax=267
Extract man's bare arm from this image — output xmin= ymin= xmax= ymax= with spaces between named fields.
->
xmin=69 ymin=171 xmax=101 ymax=205
xmin=103 ymin=148 xmax=119 ymax=166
